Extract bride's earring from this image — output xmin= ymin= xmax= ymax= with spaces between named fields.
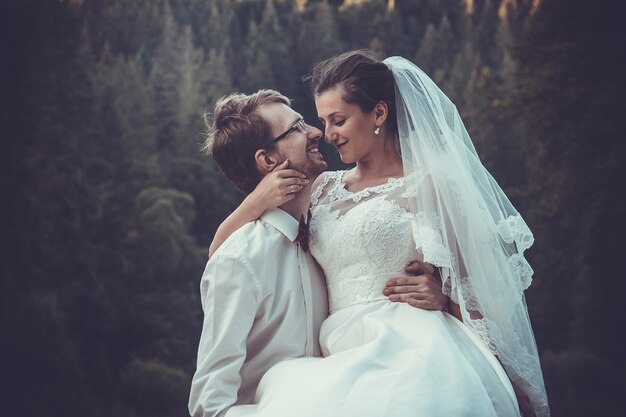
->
xmin=374 ymin=126 xmax=380 ymax=135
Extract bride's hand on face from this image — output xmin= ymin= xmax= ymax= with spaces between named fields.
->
xmin=382 ymin=260 xmax=448 ymax=311
xmin=246 ymin=160 xmax=309 ymax=210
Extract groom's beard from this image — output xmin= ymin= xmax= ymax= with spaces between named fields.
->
xmin=304 ymin=159 xmax=326 ymax=180
xmin=277 ymin=152 xmax=327 ymax=180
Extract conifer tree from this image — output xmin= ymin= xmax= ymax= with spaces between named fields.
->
xmin=416 ymin=23 xmax=438 ymax=73
xmin=150 ymin=0 xmax=183 ymax=150
xmin=258 ymin=0 xmax=298 ymax=97
xmin=241 ymin=21 xmax=276 ymax=92
xmin=297 ymin=0 xmax=343 ymax=72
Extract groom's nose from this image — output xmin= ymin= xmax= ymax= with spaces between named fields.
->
xmin=307 ymin=124 xmax=323 ymax=142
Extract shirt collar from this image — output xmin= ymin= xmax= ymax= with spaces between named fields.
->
xmin=261 ymin=208 xmax=300 ymax=242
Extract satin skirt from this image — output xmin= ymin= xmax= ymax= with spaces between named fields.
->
xmin=227 ymin=272 xmax=520 ymax=417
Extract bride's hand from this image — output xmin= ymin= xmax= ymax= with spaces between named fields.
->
xmin=206 ymin=161 xmax=309 ymax=259
xmin=245 ymin=160 xmax=309 ymax=210
xmin=382 ymin=260 xmax=448 ymax=311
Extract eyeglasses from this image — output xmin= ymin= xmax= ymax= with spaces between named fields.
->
xmin=272 ymin=118 xmax=307 ymax=142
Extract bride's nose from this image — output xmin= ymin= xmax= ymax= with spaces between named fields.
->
xmin=324 ymin=126 xmax=336 ymax=144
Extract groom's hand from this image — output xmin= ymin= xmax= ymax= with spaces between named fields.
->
xmin=382 ymin=260 xmax=448 ymax=311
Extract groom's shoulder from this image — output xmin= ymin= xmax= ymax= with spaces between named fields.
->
xmin=213 ymin=218 xmax=286 ymax=262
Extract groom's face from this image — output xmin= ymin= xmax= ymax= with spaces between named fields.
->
xmin=258 ymin=103 xmax=327 ymax=178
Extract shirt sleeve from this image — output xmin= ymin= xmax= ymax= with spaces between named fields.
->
xmin=188 ymin=254 xmax=262 ymax=417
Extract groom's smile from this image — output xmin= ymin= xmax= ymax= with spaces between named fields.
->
xmin=306 ymin=140 xmax=323 ymax=157
xmin=258 ymin=103 xmax=327 ymax=178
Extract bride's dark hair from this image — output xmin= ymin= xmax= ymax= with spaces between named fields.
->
xmin=306 ymin=50 xmax=398 ymax=139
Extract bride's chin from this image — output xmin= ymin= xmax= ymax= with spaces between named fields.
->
xmin=338 ymin=152 xmax=355 ymax=164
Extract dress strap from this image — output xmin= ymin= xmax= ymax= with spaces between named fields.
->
xmin=310 ymin=172 xmax=332 ymax=207
xmin=310 ymin=171 xmax=345 ymax=207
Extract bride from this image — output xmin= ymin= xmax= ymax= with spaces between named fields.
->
xmin=210 ymin=51 xmax=549 ymax=417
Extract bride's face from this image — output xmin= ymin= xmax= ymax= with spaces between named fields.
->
xmin=315 ymin=87 xmax=378 ymax=164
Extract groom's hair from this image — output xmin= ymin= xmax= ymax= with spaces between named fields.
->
xmin=202 ymin=90 xmax=290 ymax=194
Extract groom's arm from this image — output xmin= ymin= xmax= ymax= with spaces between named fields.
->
xmin=383 ymin=260 xmax=448 ymax=311
xmin=189 ymin=255 xmax=261 ymax=417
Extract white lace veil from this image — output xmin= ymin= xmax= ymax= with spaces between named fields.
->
xmin=384 ymin=56 xmax=549 ymax=416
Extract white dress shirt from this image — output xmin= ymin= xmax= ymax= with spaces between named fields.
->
xmin=188 ymin=208 xmax=328 ymax=417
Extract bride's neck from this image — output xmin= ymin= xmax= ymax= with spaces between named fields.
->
xmin=355 ymin=143 xmax=403 ymax=181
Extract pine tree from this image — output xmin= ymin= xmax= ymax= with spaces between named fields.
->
xmin=297 ymin=0 xmax=343 ymax=72
xmin=258 ymin=0 xmax=298 ymax=97
xmin=435 ymin=14 xmax=455 ymax=77
xmin=241 ymin=21 xmax=276 ymax=92
xmin=449 ymin=40 xmax=479 ymax=105
xmin=474 ymin=0 xmax=499 ymax=66
xmin=149 ymin=0 xmax=183 ymax=150
xmin=416 ymin=23 xmax=437 ymax=72
xmin=416 ymin=14 xmax=455 ymax=81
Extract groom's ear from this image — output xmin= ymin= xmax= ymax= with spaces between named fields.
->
xmin=255 ymin=148 xmax=278 ymax=174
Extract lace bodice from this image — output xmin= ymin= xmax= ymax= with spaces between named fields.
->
xmin=309 ymin=171 xmax=425 ymax=311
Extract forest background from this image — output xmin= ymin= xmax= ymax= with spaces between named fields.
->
xmin=2 ymin=0 xmax=625 ymax=416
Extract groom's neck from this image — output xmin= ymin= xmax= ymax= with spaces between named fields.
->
xmin=279 ymin=183 xmax=312 ymax=221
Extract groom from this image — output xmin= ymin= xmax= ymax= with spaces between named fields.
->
xmin=189 ymin=89 xmax=447 ymax=417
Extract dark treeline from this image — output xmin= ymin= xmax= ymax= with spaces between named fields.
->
xmin=2 ymin=0 xmax=625 ymax=416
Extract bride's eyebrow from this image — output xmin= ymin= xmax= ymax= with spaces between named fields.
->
xmin=319 ymin=111 xmax=345 ymax=121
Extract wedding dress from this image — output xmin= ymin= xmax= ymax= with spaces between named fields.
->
xmin=227 ymin=170 xmax=521 ymax=417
